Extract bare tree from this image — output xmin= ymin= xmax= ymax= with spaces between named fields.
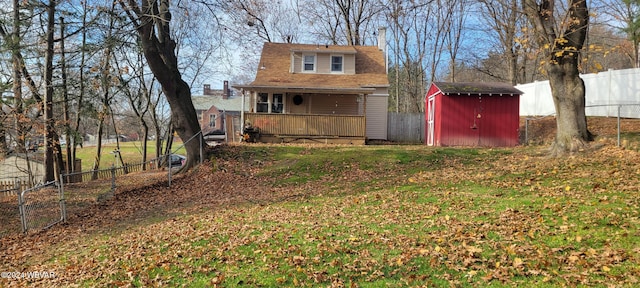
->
xmin=120 ymin=0 xmax=203 ymax=169
xmin=599 ymin=0 xmax=640 ymax=68
xmin=524 ymin=0 xmax=592 ymax=155
xmin=302 ymin=0 xmax=383 ymax=45
xmin=444 ymin=0 xmax=469 ymax=83
xmin=477 ymin=0 xmax=525 ymax=85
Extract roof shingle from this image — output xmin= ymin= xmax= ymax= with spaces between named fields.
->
xmin=245 ymin=42 xmax=389 ymax=91
xmin=434 ymin=82 xmax=523 ymax=96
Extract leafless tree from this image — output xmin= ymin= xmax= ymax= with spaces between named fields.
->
xmin=597 ymin=0 xmax=640 ymax=68
xmin=119 ymin=0 xmax=203 ymax=170
xmin=444 ymin=0 xmax=469 ymax=83
xmin=476 ymin=0 xmax=525 ymax=85
xmin=302 ymin=0 xmax=384 ymax=45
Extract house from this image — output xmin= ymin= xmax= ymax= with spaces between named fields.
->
xmin=234 ymin=33 xmax=390 ymax=144
xmin=0 ymin=153 xmax=44 ymax=182
xmin=425 ymin=82 xmax=522 ymax=147
xmin=192 ymin=81 xmax=249 ymax=143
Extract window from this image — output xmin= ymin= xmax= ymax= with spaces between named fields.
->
xmin=303 ymin=55 xmax=315 ymax=72
xmin=257 ymin=93 xmax=269 ymax=112
xmin=208 ymin=114 xmax=216 ymax=128
xmin=331 ymin=55 xmax=343 ymax=72
xmin=272 ymin=94 xmax=283 ymax=113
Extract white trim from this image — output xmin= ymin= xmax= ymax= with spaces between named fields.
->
xmin=330 ymin=54 xmax=344 ymax=73
xmin=427 ymin=96 xmax=436 ymax=146
xmin=290 ymin=52 xmax=295 ymax=73
xmin=302 ymin=53 xmax=316 ymax=72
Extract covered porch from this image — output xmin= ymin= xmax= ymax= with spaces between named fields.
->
xmin=236 ymin=86 xmax=374 ymax=144
xmin=243 ymin=113 xmax=366 ymax=144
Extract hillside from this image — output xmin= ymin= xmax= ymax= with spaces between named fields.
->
xmin=0 ymin=117 xmax=639 ymax=287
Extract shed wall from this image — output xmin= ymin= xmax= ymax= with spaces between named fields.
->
xmin=437 ymin=95 xmax=519 ymax=147
xmin=426 ymin=86 xmax=520 ymax=147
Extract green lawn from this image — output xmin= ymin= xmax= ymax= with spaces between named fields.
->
xmin=70 ymin=141 xmax=186 ymax=171
xmin=1 ymin=144 xmax=639 ymax=287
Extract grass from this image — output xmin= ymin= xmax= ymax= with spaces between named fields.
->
xmin=1 ymin=144 xmax=639 ymax=287
xmin=70 ymin=141 xmax=186 ymax=171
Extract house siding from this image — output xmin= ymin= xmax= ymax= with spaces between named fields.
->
xmin=0 ymin=156 xmax=44 ymax=181
xmin=317 ymin=54 xmax=330 ymax=73
xmin=292 ymin=53 xmax=302 ymax=73
xmin=344 ymin=54 xmax=355 ymax=74
xmin=366 ymin=94 xmax=389 ymax=140
xmin=291 ymin=52 xmax=355 ymax=75
xmin=310 ymin=94 xmax=359 ymax=115
xmin=286 ymin=93 xmax=309 ymax=114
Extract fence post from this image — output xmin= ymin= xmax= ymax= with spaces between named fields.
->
xmin=111 ymin=166 xmax=116 ymax=195
xmin=617 ymin=105 xmax=621 ymax=147
xmin=199 ymin=131 xmax=203 ymax=164
xmin=16 ymin=179 xmax=27 ymax=233
xmin=168 ymin=155 xmax=172 ymax=187
xmin=525 ymin=118 xmax=529 ymax=145
xmin=58 ymin=175 xmax=67 ymax=223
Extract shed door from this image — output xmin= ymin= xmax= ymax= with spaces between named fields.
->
xmin=426 ymin=96 xmax=435 ymax=146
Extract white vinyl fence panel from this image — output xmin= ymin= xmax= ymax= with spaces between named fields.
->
xmin=517 ymin=68 xmax=640 ymax=118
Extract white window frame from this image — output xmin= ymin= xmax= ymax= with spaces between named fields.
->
xmin=272 ymin=94 xmax=284 ymax=113
xmin=330 ymin=55 xmax=343 ymax=73
xmin=255 ymin=92 xmax=287 ymax=113
xmin=302 ymin=54 xmax=316 ymax=72
xmin=257 ymin=92 xmax=269 ymax=113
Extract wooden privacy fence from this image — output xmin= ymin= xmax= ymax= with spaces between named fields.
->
xmin=387 ymin=112 xmax=424 ymax=143
xmin=0 ymin=180 xmax=28 ymax=192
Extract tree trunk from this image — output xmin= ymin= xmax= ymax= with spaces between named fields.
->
xmin=92 ymin=118 xmax=104 ymax=180
xmin=44 ymin=0 xmax=58 ymax=182
xmin=11 ymin=0 xmax=23 ymax=155
xmin=122 ymin=0 xmax=202 ymax=169
xmin=547 ymin=62 xmax=592 ymax=155
xmin=61 ymin=17 xmax=73 ymax=177
xmin=524 ymin=0 xmax=591 ymax=156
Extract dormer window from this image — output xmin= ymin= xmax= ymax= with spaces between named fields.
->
xmin=331 ymin=55 xmax=343 ymax=72
xmin=303 ymin=54 xmax=315 ymax=72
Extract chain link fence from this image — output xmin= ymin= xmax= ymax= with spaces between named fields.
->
xmin=1 ymin=133 xmax=206 ymax=237
xmin=522 ymin=104 xmax=640 ymax=148
xmin=18 ymin=181 xmax=65 ymax=234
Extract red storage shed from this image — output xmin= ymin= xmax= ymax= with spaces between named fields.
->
xmin=425 ymin=82 xmax=522 ymax=147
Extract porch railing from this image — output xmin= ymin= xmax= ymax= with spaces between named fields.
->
xmin=244 ymin=113 xmax=366 ymax=138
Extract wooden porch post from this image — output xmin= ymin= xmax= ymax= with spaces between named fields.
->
xmin=363 ymin=94 xmax=367 ymax=140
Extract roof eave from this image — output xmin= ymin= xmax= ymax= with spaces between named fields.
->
xmin=233 ymin=85 xmax=376 ymax=94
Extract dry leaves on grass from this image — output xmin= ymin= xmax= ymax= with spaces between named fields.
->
xmin=1 ymin=142 xmax=640 ymax=286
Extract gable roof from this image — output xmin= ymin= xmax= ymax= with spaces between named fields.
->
xmin=236 ymin=42 xmax=389 ymax=93
xmin=191 ymin=95 xmax=248 ymax=112
xmin=433 ymin=82 xmax=523 ymax=96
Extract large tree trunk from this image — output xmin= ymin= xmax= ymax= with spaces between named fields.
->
xmin=524 ymin=0 xmax=591 ymax=156
xmin=547 ymin=62 xmax=592 ymax=155
xmin=122 ymin=0 xmax=202 ymax=170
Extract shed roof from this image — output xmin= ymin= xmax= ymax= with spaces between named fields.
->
xmin=433 ymin=82 xmax=523 ymax=96
xmin=235 ymin=42 xmax=389 ymax=93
